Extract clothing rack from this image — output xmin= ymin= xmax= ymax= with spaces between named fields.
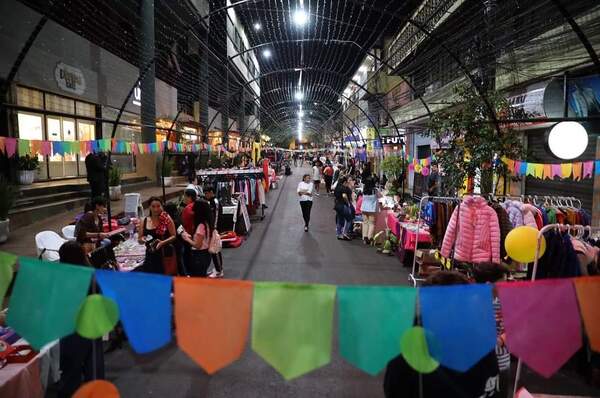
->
xmin=409 ymin=195 xmax=462 ymax=287
xmin=512 ymin=223 xmax=600 ymax=396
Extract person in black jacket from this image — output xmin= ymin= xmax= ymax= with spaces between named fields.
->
xmin=85 ymin=152 xmax=106 ymax=199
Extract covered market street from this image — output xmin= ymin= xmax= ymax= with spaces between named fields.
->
xmin=103 ymin=168 xmax=407 ymax=398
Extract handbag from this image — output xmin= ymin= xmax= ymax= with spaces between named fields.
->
xmin=162 ymin=244 xmax=177 ymax=275
xmin=361 ymin=194 xmax=378 ymax=213
xmin=208 ymin=228 xmax=222 ymax=254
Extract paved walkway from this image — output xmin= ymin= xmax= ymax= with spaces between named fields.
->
xmin=103 ymin=166 xmax=409 ymax=398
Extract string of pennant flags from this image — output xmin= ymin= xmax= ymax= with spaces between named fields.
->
xmin=0 ymin=136 xmax=254 ymax=158
xmin=1 ymin=252 xmax=599 ymax=380
xmin=503 ymin=158 xmax=596 ymax=181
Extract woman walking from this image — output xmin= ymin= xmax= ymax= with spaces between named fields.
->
xmin=137 ymin=196 xmax=177 ymax=274
xmin=312 ymin=160 xmax=322 ymax=194
xmin=181 ymin=200 xmax=214 ymax=277
xmin=334 ymin=176 xmax=354 ymax=240
xmin=297 ymin=174 xmax=314 ymax=232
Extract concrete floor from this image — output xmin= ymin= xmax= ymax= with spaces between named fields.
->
xmin=103 ymin=167 xmax=409 ymax=398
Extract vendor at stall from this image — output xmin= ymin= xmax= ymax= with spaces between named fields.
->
xmin=74 ymin=197 xmax=109 ymax=252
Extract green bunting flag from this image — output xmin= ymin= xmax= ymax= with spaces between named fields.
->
xmin=0 ymin=251 xmax=17 ymax=300
xmin=251 ymin=282 xmax=336 ymax=380
xmin=337 ymin=286 xmax=417 ymax=375
xmin=7 ymin=257 xmax=93 ymax=349
xmin=76 ymin=294 xmax=120 ymax=339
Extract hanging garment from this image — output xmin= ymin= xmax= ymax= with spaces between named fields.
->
xmin=521 ymin=204 xmax=540 ymax=229
xmin=501 ymin=200 xmax=524 ymax=228
xmin=490 ymin=203 xmax=513 ymax=259
xmin=441 ymin=196 xmax=501 ymax=264
xmin=257 ymin=180 xmax=266 ymax=205
xmin=532 ymin=231 xmax=581 ymax=279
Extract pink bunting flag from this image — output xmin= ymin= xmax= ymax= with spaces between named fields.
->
xmin=583 ymin=161 xmax=594 ymax=179
xmin=5 ymin=137 xmax=16 ymax=157
xmin=40 ymin=141 xmax=52 ymax=156
xmin=551 ymin=164 xmax=562 ymax=179
xmin=132 ymin=142 xmax=138 ymax=155
xmin=497 ymin=279 xmax=582 ymax=378
xmin=514 ymin=161 xmax=522 ymax=176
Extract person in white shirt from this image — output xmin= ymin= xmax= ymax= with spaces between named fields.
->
xmin=312 ymin=161 xmax=322 ymax=193
xmin=297 ymin=174 xmax=314 ymax=232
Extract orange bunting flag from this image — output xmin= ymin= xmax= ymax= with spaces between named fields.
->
xmin=30 ymin=140 xmax=42 ymax=156
xmin=573 ymin=277 xmax=600 ymax=352
xmin=174 ymin=278 xmax=253 ymax=374
xmin=561 ymin=163 xmax=572 ymax=179
xmin=543 ymin=164 xmax=552 ymax=180
xmin=572 ymin=162 xmax=583 ymax=181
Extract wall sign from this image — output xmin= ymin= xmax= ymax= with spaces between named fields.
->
xmin=381 ymin=136 xmax=404 ymax=145
xmin=54 ymin=62 xmax=86 ymax=95
xmin=133 ymin=83 xmax=142 ymax=106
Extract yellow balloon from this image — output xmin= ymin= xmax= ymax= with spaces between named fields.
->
xmin=504 ymin=226 xmax=546 ymax=263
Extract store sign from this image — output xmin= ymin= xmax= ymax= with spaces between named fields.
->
xmin=506 ymin=81 xmax=546 ymax=118
xmin=133 ymin=83 xmax=142 ymax=106
xmin=381 ymin=136 xmax=404 ymax=145
xmin=54 ymin=62 xmax=86 ymax=95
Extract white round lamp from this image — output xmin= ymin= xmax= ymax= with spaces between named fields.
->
xmin=547 ymin=122 xmax=588 ymax=160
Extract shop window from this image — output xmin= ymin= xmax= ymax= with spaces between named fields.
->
xmin=17 ymin=112 xmax=44 ymax=140
xmin=45 ymin=93 xmax=75 ymax=114
xmin=76 ymin=101 xmax=95 ymax=117
xmin=16 ymin=86 xmax=43 ymax=109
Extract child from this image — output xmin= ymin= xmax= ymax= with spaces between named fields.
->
xmin=472 ymin=263 xmax=510 ymax=398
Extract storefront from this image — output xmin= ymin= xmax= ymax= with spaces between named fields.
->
xmin=14 ymin=85 xmax=98 ymax=180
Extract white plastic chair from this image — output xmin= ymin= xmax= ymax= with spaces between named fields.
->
xmin=62 ymin=225 xmax=76 ymax=241
xmin=124 ymin=193 xmax=143 ymax=219
xmin=35 ymin=231 xmax=66 ymax=262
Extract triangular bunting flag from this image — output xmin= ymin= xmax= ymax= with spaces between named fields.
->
xmin=337 ymin=286 xmax=416 ymax=375
xmin=497 ymin=279 xmax=582 ymax=378
xmin=573 ymin=277 xmax=600 ymax=352
xmin=419 ymin=284 xmax=496 ymax=372
xmin=252 ymin=282 xmax=336 ymax=380
xmin=174 ymin=278 xmax=253 ymax=374
xmin=0 ymin=251 xmax=17 ymax=300
xmin=95 ymin=270 xmax=172 ymax=354
xmin=7 ymin=257 xmax=93 ymax=349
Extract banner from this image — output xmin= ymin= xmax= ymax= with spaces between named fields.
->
xmin=503 ymin=157 xmax=596 ymax=181
xmin=1 ymin=256 xmax=599 ymax=380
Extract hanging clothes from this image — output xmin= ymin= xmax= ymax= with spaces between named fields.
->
xmin=441 ymin=196 xmax=501 ymax=264
xmin=531 ymin=231 xmax=581 ymax=279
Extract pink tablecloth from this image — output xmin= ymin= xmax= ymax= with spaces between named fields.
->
xmin=386 ymin=213 xmax=432 ymax=251
xmin=0 ymin=340 xmax=59 ymax=398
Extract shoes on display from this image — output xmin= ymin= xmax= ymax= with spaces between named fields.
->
xmin=208 ymin=271 xmax=224 ymax=279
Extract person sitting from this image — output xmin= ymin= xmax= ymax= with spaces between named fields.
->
xmin=57 ymin=241 xmax=105 ymax=398
xmin=137 ymin=197 xmax=177 ymax=274
xmin=383 ymin=270 xmax=500 ymax=398
xmin=74 ymin=197 xmax=109 ymax=253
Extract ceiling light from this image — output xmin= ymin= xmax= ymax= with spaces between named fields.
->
xmin=253 ymin=22 xmax=262 ymax=31
xmin=547 ymin=122 xmax=589 ymax=160
xmin=292 ymin=9 xmax=308 ymax=26
xmin=359 ymin=65 xmax=368 ymax=73
xmin=262 ymin=49 xmax=272 ymax=59
xmin=295 ymin=91 xmax=304 ymax=101
xmin=298 ymin=110 xmax=305 ymax=118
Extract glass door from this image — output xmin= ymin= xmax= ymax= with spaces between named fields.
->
xmin=17 ymin=112 xmax=47 ymax=180
xmin=63 ymin=119 xmax=77 ymax=177
xmin=48 ymin=117 xmax=78 ymax=178
xmin=47 ymin=117 xmax=63 ymax=179
xmin=77 ymin=121 xmax=95 ymax=176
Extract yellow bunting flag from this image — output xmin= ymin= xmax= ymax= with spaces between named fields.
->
xmin=561 ymin=163 xmax=573 ymax=179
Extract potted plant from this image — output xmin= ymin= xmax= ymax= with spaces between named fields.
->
xmin=381 ymin=155 xmax=405 ymax=201
xmin=17 ymin=155 xmax=39 ymax=185
xmin=108 ymin=166 xmax=122 ymax=201
xmin=0 ymin=176 xmax=17 ymax=243
xmin=162 ymin=159 xmax=174 ymax=187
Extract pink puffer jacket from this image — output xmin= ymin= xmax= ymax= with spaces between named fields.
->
xmin=441 ymin=196 xmax=501 ymax=264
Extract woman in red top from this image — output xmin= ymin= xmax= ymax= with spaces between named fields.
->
xmin=323 ymin=162 xmax=334 ymax=194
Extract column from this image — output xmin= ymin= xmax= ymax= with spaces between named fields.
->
xmin=140 ymin=0 xmax=156 ymax=143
